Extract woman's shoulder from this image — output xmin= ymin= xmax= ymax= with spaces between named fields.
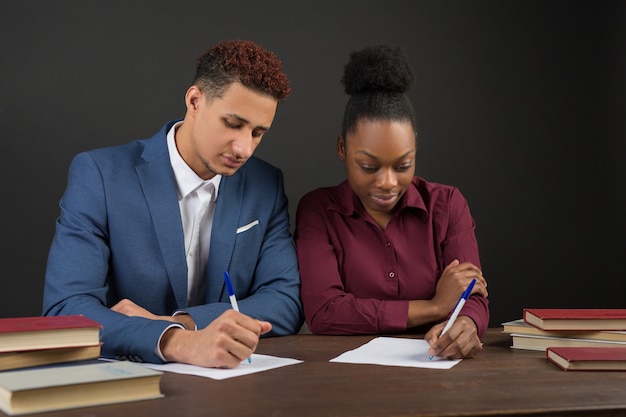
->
xmin=411 ymin=176 xmax=470 ymax=215
xmin=413 ymin=176 xmax=465 ymax=199
xmin=297 ymin=181 xmax=357 ymax=215
xmin=299 ymin=183 xmax=342 ymax=205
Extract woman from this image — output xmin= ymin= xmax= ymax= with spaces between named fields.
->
xmin=295 ymin=44 xmax=489 ymax=359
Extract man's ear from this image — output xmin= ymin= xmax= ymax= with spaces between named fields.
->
xmin=185 ymin=86 xmax=203 ymax=113
xmin=337 ymin=134 xmax=346 ymax=161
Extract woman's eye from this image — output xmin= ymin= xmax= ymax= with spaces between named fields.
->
xmin=396 ymin=164 xmax=412 ymax=172
xmin=361 ymin=166 xmax=377 ymax=173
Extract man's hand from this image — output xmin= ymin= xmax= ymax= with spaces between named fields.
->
xmin=111 ymin=298 xmax=195 ymax=330
xmin=159 ymin=309 xmax=272 ymax=368
xmin=425 ymin=315 xmax=483 ymax=359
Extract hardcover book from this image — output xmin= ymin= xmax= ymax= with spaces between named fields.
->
xmin=0 ymin=344 xmax=101 ymax=371
xmin=0 ymin=361 xmax=163 ymax=415
xmin=0 ymin=315 xmax=102 ymax=353
xmin=546 ymin=346 xmax=626 ymax=371
xmin=502 ymin=319 xmax=626 ymax=342
xmin=523 ymin=308 xmax=626 ymax=331
xmin=510 ymin=333 xmax=626 ymax=351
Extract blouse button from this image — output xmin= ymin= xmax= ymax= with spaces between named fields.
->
xmin=388 ymin=271 xmax=395 ymax=278
xmin=386 ymin=242 xmax=391 ymax=247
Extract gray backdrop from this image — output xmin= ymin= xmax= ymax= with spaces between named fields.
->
xmin=1 ymin=0 xmax=625 ymax=327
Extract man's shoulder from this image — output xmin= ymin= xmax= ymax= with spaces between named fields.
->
xmin=73 ymin=123 xmax=171 ymax=165
xmin=84 ymin=138 xmax=147 ymax=158
xmin=240 ymin=156 xmax=280 ymax=174
xmin=236 ymin=157 xmax=284 ymax=185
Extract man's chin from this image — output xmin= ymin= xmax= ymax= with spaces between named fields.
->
xmin=214 ymin=163 xmax=246 ymax=177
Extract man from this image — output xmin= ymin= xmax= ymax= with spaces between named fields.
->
xmin=43 ymin=40 xmax=303 ymax=368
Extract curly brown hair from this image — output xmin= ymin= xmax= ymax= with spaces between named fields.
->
xmin=193 ymin=40 xmax=291 ymax=102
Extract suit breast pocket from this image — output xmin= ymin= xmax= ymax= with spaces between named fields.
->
xmin=236 ymin=219 xmax=260 ymax=234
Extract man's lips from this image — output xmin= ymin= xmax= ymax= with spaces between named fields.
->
xmin=222 ymin=155 xmax=246 ymax=168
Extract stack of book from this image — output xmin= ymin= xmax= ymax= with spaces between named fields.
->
xmin=0 ymin=315 xmax=102 ymax=371
xmin=502 ymin=308 xmax=626 ymax=371
xmin=0 ymin=315 xmax=163 ymax=415
xmin=503 ymin=308 xmax=626 ymax=351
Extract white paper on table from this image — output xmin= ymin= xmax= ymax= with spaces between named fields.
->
xmin=329 ymin=337 xmax=462 ymax=369
xmin=139 ymin=353 xmax=302 ymax=380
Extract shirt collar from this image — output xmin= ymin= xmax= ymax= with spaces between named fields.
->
xmin=167 ymin=121 xmax=222 ymax=200
xmin=331 ymin=177 xmax=428 ymax=218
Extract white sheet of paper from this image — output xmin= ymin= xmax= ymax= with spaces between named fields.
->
xmin=138 ymin=354 xmax=302 ymax=380
xmin=329 ymin=337 xmax=462 ymax=369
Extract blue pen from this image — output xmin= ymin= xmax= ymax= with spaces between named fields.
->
xmin=429 ymin=278 xmax=476 ymax=360
xmin=223 ymin=271 xmax=251 ymax=363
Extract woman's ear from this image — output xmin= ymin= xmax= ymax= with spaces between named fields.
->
xmin=337 ymin=134 xmax=346 ymax=161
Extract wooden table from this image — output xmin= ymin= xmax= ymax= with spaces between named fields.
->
xmin=10 ymin=329 xmax=626 ymax=417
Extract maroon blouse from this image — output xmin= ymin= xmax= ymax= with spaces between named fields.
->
xmin=294 ymin=177 xmax=489 ymax=336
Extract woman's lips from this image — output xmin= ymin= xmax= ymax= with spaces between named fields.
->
xmin=370 ymin=194 xmax=398 ymax=207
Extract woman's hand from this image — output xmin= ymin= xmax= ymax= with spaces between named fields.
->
xmin=425 ymin=315 xmax=483 ymax=359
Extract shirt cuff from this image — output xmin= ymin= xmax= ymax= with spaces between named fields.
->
xmin=154 ymin=323 xmax=185 ymax=362
xmin=172 ymin=310 xmax=198 ymax=331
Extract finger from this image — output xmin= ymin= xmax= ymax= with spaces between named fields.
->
xmin=425 ymin=322 xmax=445 ymax=345
xmin=428 ymin=335 xmax=451 ymax=358
xmin=470 ymin=279 xmax=488 ymax=298
xmin=209 ymin=326 xmax=258 ymax=364
xmin=450 ymin=332 xmax=483 ymax=359
xmin=211 ymin=344 xmax=249 ymax=368
xmin=474 ymin=272 xmax=487 ymax=288
xmin=455 ymin=262 xmax=484 ymax=279
xmin=432 ymin=331 xmax=465 ymax=359
xmin=455 ymin=264 xmax=487 ymax=293
xmin=257 ymin=320 xmax=272 ymax=335
xmin=428 ymin=321 xmax=457 ymax=357
xmin=225 ymin=339 xmax=255 ymax=363
xmin=443 ymin=259 xmax=460 ymax=273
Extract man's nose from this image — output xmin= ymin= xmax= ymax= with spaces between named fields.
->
xmin=232 ymin=133 xmax=254 ymax=159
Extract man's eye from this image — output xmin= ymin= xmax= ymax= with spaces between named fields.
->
xmin=225 ymin=120 xmax=240 ymax=128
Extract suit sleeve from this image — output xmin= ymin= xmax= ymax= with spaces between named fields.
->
xmin=42 ymin=152 xmax=177 ymax=363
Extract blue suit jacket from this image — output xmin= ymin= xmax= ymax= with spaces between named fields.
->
xmin=43 ymin=121 xmax=303 ymax=363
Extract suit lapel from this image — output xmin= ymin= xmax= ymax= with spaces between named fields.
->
xmin=206 ymin=171 xmax=244 ymax=302
xmin=135 ymin=127 xmax=188 ymax=309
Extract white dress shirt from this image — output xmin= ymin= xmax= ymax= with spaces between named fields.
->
xmin=166 ymin=122 xmax=222 ymax=306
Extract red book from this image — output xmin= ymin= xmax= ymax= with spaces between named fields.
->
xmin=0 ymin=315 xmax=102 ymax=353
xmin=523 ymin=308 xmax=626 ymax=331
xmin=547 ymin=346 xmax=626 ymax=371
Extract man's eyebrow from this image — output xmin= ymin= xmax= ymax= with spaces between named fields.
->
xmin=225 ymin=114 xmax=270 ymax=131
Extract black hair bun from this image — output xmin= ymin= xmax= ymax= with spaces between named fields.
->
xmin=341 ymin=44 xmax=414 ymax=95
